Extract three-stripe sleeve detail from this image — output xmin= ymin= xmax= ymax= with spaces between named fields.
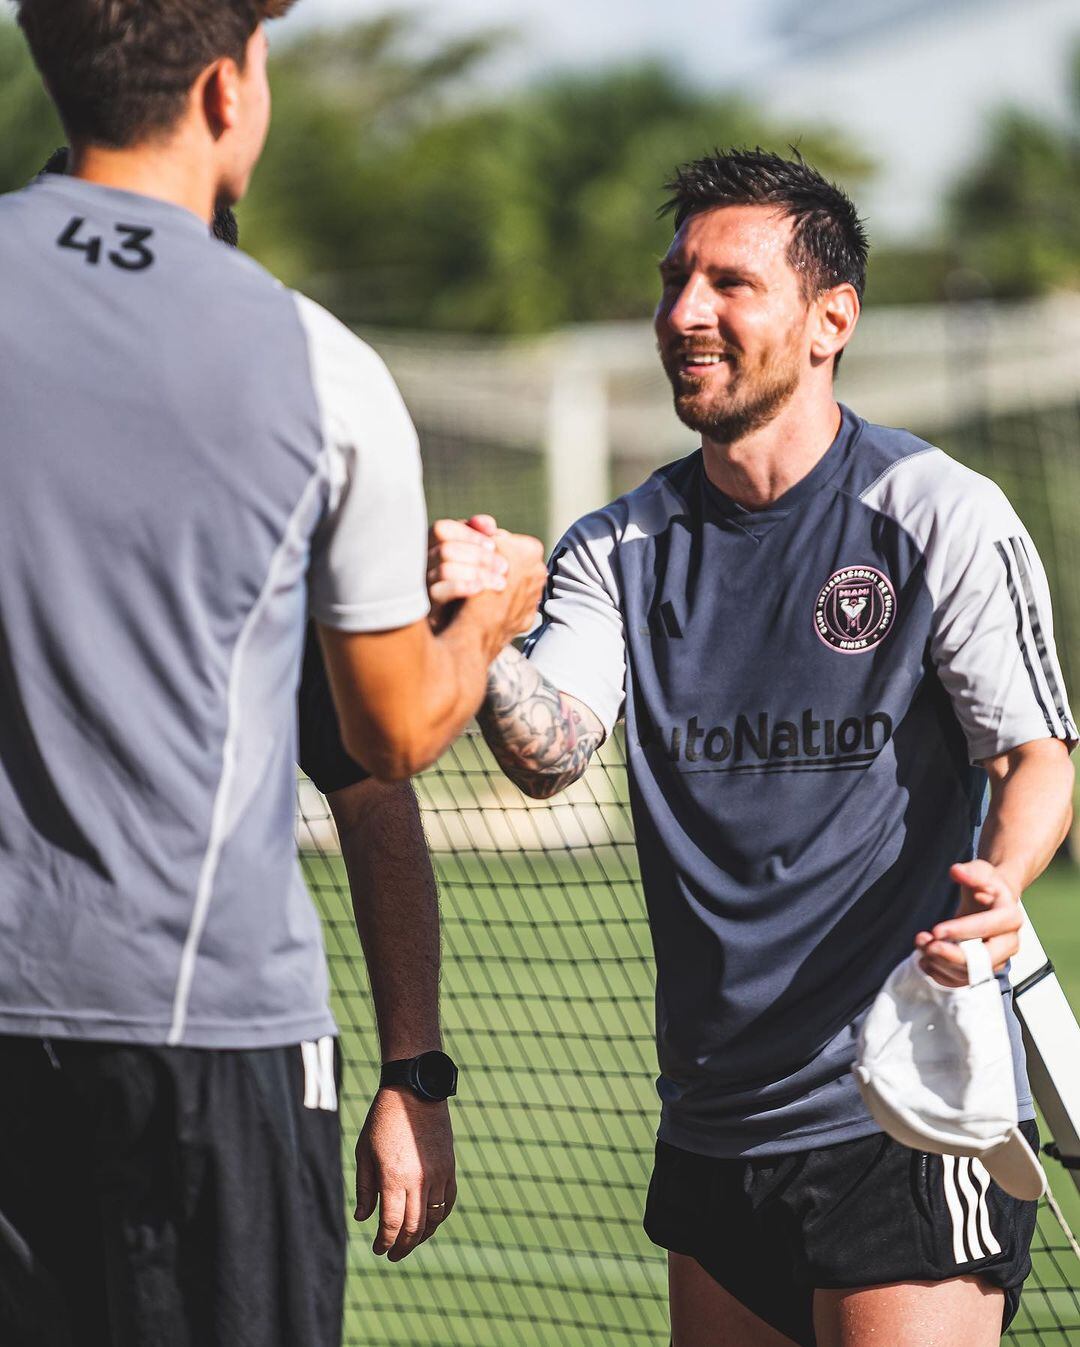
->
xmin=1009 ymin=537 xmax=1076 ymax=740
xmin=994 ymin=540 xmax=1059 ymax=738
xmin=943 ymin=1155 xmax=1000 ymax=1263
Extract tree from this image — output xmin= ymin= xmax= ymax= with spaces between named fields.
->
xmin=246 ymin=24 xmax=869 ymax=332
xmin=0 ymin=20 xmax=64 ymax=192
xmin=0 ymin=11 xmax=871 ymax=332
xmin=949 ymin=47 xmax=1080 ymax=298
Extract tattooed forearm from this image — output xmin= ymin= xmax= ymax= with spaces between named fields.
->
xmin=477 ymin=647 xmax=603 ymax=799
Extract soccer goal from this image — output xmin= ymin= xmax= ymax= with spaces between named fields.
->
xmin=298 ymin=729 xmax=1080 ymax=1347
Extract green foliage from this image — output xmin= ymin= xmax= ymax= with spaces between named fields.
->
xmin=948 ymin=48 xmax=1080 ymax=299
xmin=0 ymin=20 xmax=64 ymax=192
xmin=245 ymin=17 xmax=870 ymax=332
xmin=863 ymin=245 xmax=954 ymax=306
xmin=0 ymin=11 xmax=869 ymax=331
xmin=7 ymin=9 xmax=1080 ymax=316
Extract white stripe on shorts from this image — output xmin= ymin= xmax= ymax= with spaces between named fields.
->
xmin=971 ymin=1159 xmax=1002 ymax=1258
xmin=301 ymin=1037 xmax=338 ymax=1112
xmin=943 ymin=1154 xmax=997 ymax=1263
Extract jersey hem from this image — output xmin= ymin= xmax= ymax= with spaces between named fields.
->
xmin=966 ymin=723 xmax=1078 ymax=763
xmin=658 ymin=1111 xmax=885 ymax=1160
xmin=0 ymin=1008 xmax=338 ymax=1050
xmin=310 ymin=591 xmax=430 ymax=633
xmin=658 ymin=1101 xmax=1039 ymax=1160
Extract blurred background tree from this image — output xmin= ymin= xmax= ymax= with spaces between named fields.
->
xmin=3 ymin=11 xmax=1079 ymax=324
xmin=948 ymin=48 xmax=1080 ymax=299
xmin=244 ymin=14 xmax=870 ymax=332
xmin=0 ymin=20 xmax=63 ymax=188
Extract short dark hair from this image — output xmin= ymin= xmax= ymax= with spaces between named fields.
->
xmin=38 ymin=145 xmax=240 ymax=248
xmin=16 ymin=0 xmax=296 ymax=149
xmin=662 ymin=147 xmax=869 ymax=303
xmin=213 ymin=205 xmax=240 ymax=248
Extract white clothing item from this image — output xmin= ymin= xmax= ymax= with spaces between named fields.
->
xmin=854 ymin=939 xmax=1046 ymax=1201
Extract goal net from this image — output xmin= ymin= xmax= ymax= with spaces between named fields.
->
xmin=298 ymin=729 xmax=1080 ymax=1347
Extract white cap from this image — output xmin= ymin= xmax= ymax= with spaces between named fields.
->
xmin=853 ymin=938 xmax=1046 ymax=1201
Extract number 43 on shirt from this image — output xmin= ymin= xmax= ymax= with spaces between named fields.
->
xmin=57 ymin=216 xmax=155 ymax=272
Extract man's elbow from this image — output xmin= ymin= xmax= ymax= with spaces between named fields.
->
xmin=502 ymin=763 xmax=578 ymax=801
xmin=340 ymin=722 xmax=442 ymax=783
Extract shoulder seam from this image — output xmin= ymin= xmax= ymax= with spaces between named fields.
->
xmin=857 ymin=444 xmax=940 ymax=503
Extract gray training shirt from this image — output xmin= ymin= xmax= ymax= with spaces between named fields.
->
xmin=0 ymin=176 xmax=428 ymax=1048
xmin=525 ymin=407 xmax=1076 ymax=1158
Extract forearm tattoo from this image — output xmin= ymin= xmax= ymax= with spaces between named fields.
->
xmin=478 ymin=647 xmax=603 ymax=799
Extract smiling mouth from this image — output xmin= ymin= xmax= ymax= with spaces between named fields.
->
xmin=677 ymin=352 xmax=734 ymax=375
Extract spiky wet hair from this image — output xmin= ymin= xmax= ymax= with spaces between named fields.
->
xmin=662 ymin=147 xmax=869 ymax=302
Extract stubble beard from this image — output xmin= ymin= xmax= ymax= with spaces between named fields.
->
xmin=667 ymin=347 xmax=802 ymax=444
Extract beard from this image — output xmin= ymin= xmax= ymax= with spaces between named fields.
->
xmin=663 ymin=340 xmax=802 ymax=443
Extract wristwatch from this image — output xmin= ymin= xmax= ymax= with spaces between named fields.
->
xmin=380 ymin=1050 xmax=458 ymax=1102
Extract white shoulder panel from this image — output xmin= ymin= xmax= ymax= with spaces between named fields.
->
xmin=862 ymin=449 xmax=1076 ymax=762
xmin=525 ymin=471 xmax=687 ymax=738
xmin=295 ymin=294 xmax=429 ymax=633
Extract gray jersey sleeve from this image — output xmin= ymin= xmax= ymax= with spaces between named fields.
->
xmin=523 ymin=509 xmax=627 ymax=738
xmin=296 ymin=295 xmax=430 ymax=632
xmin=863 ymin=451 xmax=1077 ymax=761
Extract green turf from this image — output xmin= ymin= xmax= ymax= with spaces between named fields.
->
xmin=302 ymin=829 xmax=1080 ymax=1347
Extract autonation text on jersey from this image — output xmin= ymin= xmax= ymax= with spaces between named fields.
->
xmin=661 ymin=710 xmax=894 ymax=767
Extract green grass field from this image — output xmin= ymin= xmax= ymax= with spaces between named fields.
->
xmin=301 ymin=820 xmax=1080 ymax=1347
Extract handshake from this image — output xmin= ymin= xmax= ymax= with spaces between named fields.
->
xmin=425 ymin=513 xmax=547 ymax=650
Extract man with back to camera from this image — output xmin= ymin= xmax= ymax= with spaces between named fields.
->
xmin=0 ymin=3 xmax=546 ymax=1344
xmin=430 ymin=149 xmax=1077 ymax=1346
xmin=40 ymin=142 xmax=472 ymax=1271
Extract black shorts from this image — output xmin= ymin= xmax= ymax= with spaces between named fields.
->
xmin=0 ymin=1035 xmax=346 ymax=1347
xmin=644 ymin=1122 xmax=1040 ymax=1346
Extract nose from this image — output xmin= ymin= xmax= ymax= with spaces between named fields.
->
xmin=663 ymin=273 xmax=716 ymax=336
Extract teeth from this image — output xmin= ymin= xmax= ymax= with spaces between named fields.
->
xmin=684 ymin=354 xmax=725 ymax=365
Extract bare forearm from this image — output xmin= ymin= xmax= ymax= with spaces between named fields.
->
xmin=978 ymin=743 xmax=1074 ymax=896
xmin=477 ymin=646 xmax=603 ymax=799
xmin=318 ymin=600 xmax=504 ymax=781
xmin=330 ymin=781 xmax=441 ymax=1059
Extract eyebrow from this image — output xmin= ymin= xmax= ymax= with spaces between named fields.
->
xmin=658 ymin=257 xmax=764 ymax=287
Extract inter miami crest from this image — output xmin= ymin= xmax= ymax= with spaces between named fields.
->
xmin=814 ymin=566 xmax=896 ymax=653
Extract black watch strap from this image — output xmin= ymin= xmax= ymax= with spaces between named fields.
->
xmin=379 ymin=1059 xmax=415 ymax=1090
xmin=380 ymin=1051 xmax=458 ymax=1101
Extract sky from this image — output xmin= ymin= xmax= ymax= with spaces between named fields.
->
xmin=279 ymin=0 xmax=773 ymax=83
xmin=278 ymin=0 xmax=1079 ymax=240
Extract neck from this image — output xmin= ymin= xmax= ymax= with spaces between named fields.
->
xmin=701 ymin=387 xmax=843 ymax=510
xmin=69 ymin=140 xmax=218 ymax=225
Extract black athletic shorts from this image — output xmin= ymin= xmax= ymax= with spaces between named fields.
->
xmin=0 ymin=1035 xmax=346 ymax=1347
xmin=643 ymin=1121 xmax=1040 ymax=1346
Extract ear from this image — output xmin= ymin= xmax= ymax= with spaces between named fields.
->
xmin=201 ymin=57 xmax=243 ymax=140
xmin=811 ymin=284 xmax=860 ymax=365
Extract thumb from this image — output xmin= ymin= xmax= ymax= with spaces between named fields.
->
xmin=950 ymin=859 xmax=1005 ymax=895
xmin=355 ymin=1138 xmax=378 ymax=1222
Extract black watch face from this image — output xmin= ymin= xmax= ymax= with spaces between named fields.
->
xmin=414 ymin=1051 xmax=457 ymax=1100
